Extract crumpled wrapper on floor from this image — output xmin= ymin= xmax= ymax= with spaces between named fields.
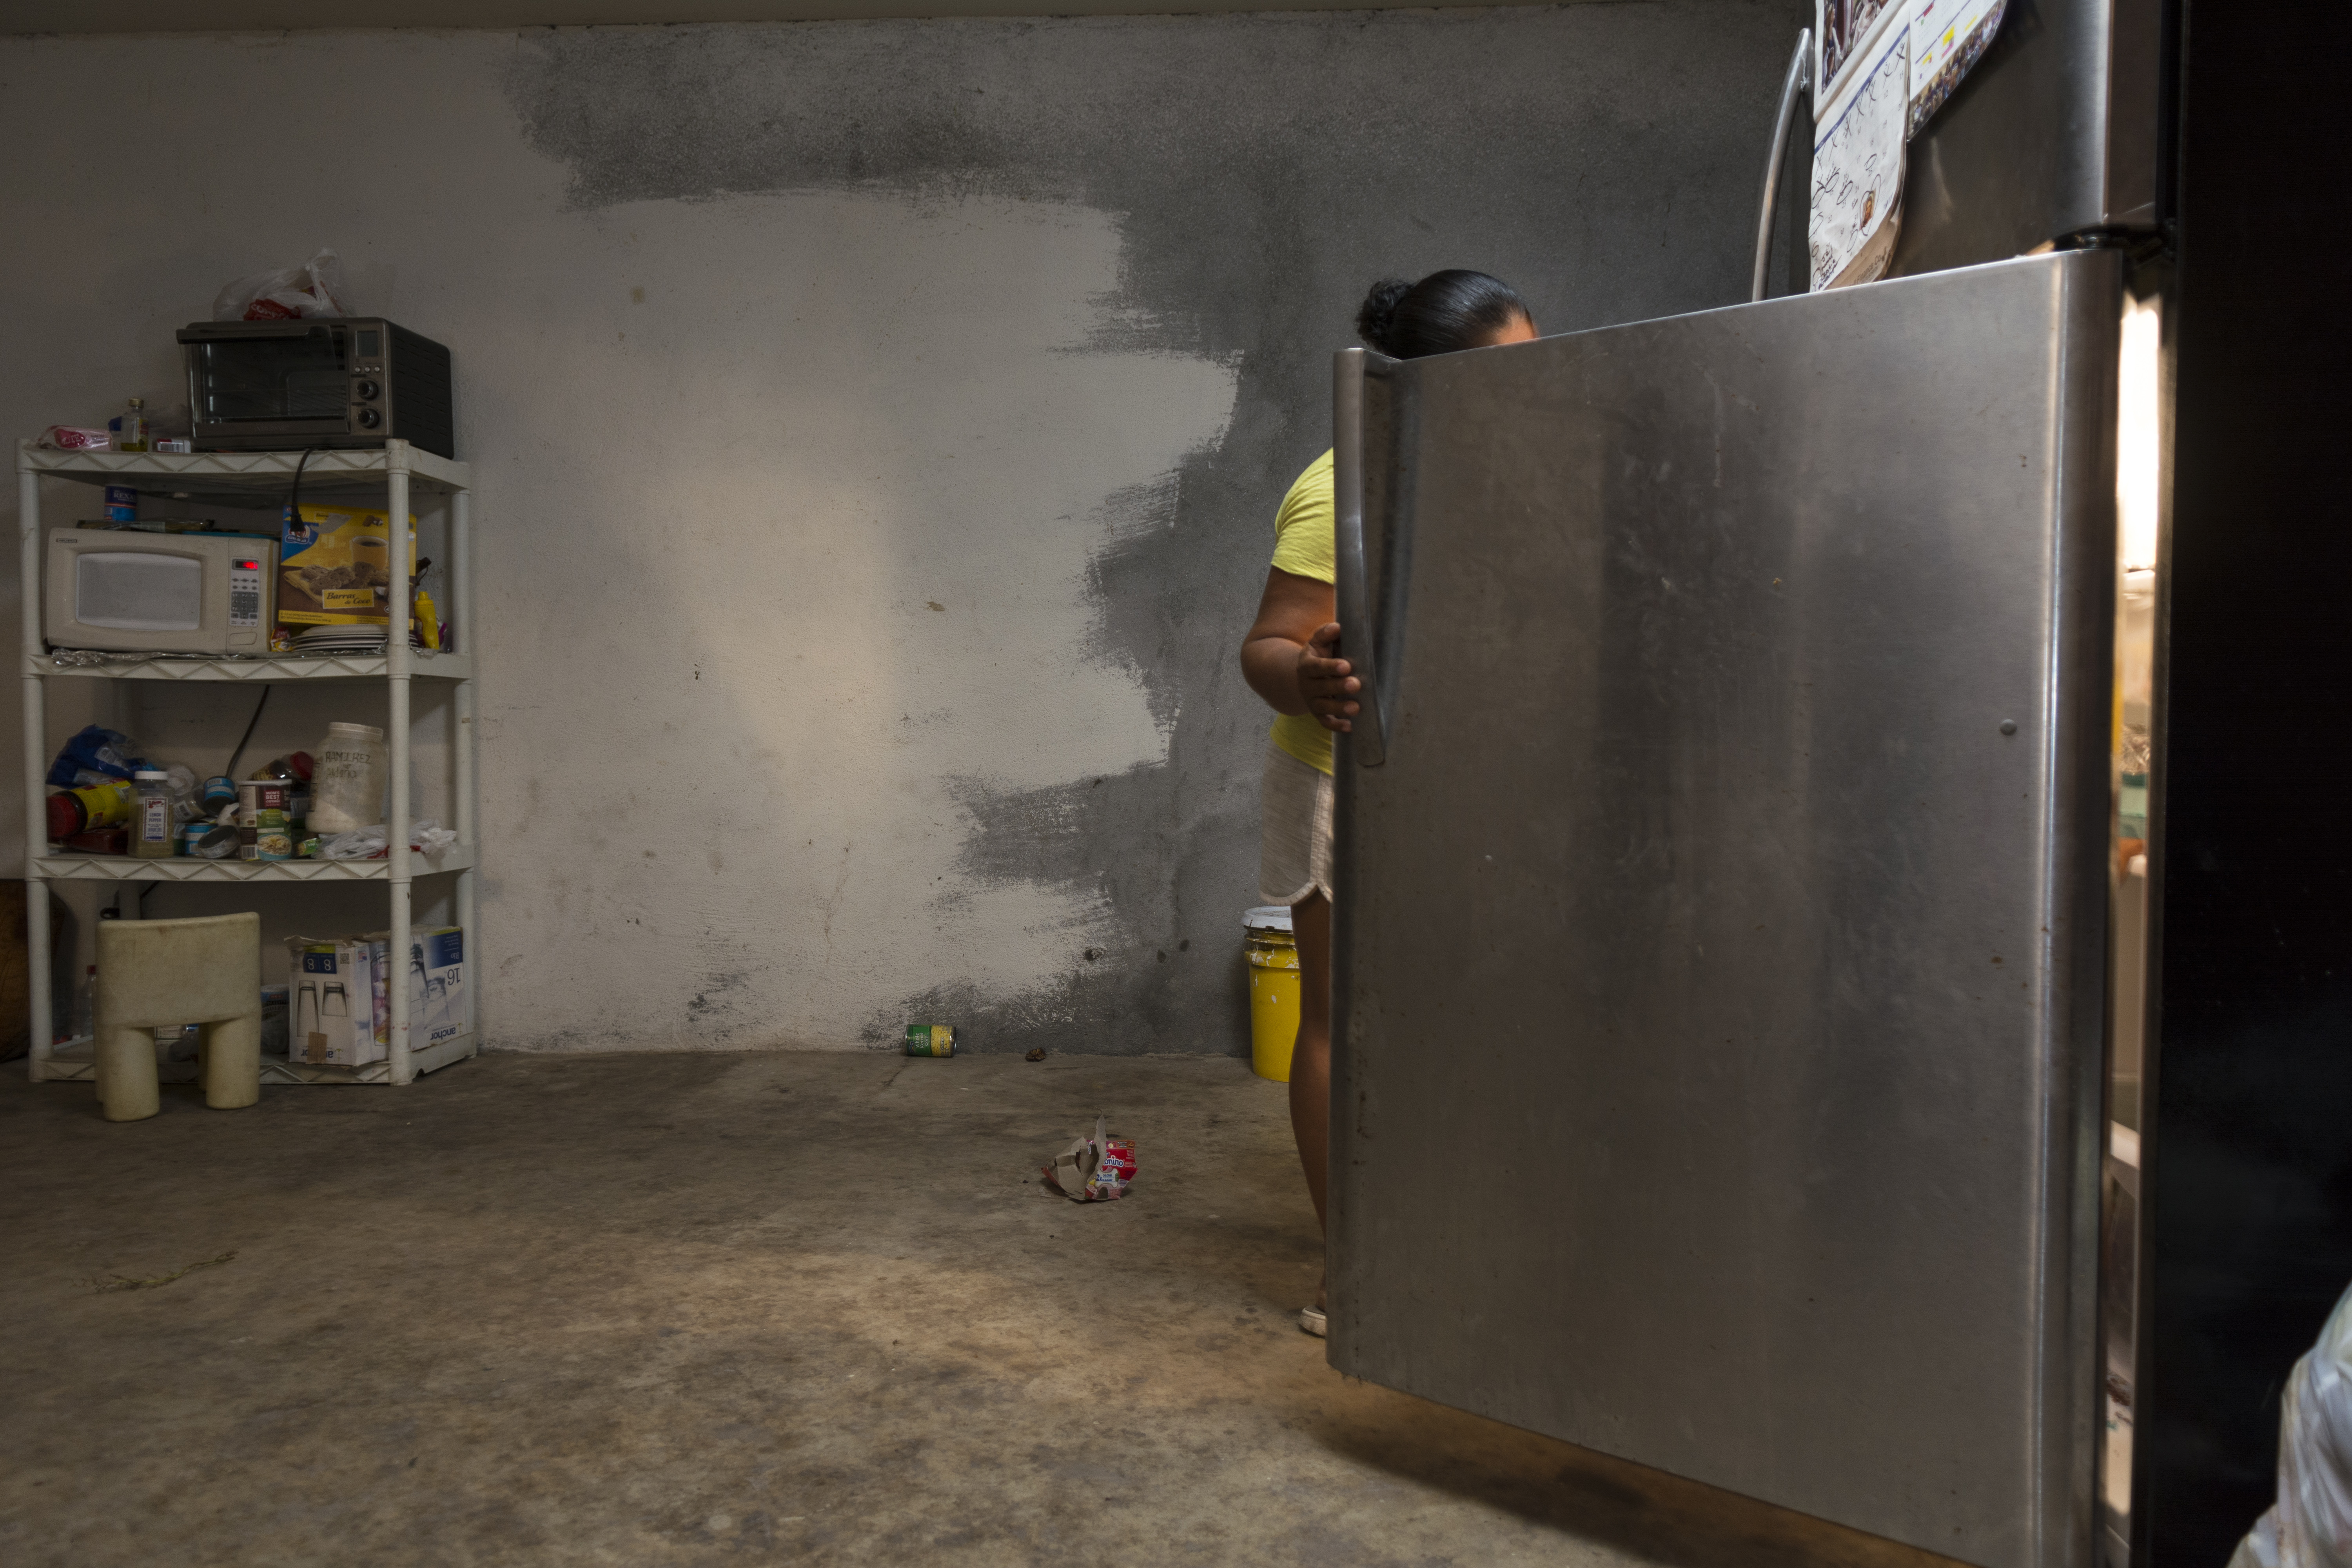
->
xmin=1043 ymin=1114 xmax=1136 ymax=1203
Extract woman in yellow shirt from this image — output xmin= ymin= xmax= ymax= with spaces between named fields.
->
xmin=1240 ymin=269 xmax=1537 ymax=1336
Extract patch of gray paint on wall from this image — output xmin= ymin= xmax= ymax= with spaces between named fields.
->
xmin=505 ymin=1 xmax=1804 ymax=1053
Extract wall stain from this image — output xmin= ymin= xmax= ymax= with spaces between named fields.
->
xmin=503 ymin=2 xmax=1801 ymax=1053
xmin=821 ymin=841 xmax=854 ymax=959
xmin=686 ymin=968 xmax=755 ymax=1044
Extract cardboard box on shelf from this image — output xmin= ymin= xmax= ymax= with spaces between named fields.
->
xmin=278 ymin=504 xmax=416 ymax=630
xmin=286 ymin=926 xmax=467 ymax=1066
xmin=356 ymin=926 xmax=469 ymax=1055
xmin=387 ymin=927 xmax=468 ymax=1049
xmin=289 ymin=937 xmax=376 ymax=1066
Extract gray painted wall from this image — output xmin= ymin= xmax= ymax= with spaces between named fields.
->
xmin=13 ymin=0 xmax=1597 ymax=32
xmin=0 ymin=2 xmax=1803 ymax=1055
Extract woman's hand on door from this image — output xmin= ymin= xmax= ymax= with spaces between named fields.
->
xmin=1240 ymin=567 xmax=1358 ymax=731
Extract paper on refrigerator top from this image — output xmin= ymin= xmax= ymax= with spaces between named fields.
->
xmin=1907 ymin=0 xmax=2008 ymax=134
xmin=1815 ymin=0 xmax=1906 ymax=112
xmin=1807 ymin=0 xmax=2011 ymax=291
xmin=1809 ymin=19 xmax=1907 ymax=292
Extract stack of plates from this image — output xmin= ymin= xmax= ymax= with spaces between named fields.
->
xmin=291 ymin=626 xmax=389 ymax=656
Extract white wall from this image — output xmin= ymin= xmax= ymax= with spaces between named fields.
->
xmin=0 ymin=29 xmax=1233 ymax=1049
xmin=0 ymin=7 xmax=1798 ymax=1052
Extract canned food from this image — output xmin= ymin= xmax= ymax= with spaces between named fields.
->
xmin=238 ymin=782 xmax=291 ymax=860
xmin=183 ymin=820 xmax=238 ymax=860
xmin=235 ymin=779 xmax=289 ymax=817
xmin=251 ymin=808 xmax=294 ymax=862
xmin=904 ymin=1024 xmax=958 ymax=1057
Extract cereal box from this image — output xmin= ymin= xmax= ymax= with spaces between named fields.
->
xmin=278 ymin=503 xmax=416 ymax=629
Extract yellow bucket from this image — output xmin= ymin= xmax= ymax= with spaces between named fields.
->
xmin=1245 ymin=904 xmax=1301 ymax=1082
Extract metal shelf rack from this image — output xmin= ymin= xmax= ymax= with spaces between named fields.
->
xmin=16 ymin=439 xmax=476 ymax=1087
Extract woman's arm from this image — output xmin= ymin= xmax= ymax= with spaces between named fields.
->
xmin=1240 ymin=566 xmax=1359 ymax=732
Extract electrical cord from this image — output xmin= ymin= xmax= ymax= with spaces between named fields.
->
xmin=224 ymin=685 xmax=270 ymax=780
xmin=286 ymin=445 xmax=318 ymax=531
xmin=220 ymin=446 xmax=317 ymax=779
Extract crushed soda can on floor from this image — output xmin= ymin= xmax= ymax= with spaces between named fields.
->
xmin=1043 ymin=1114 xmax=1135 ymax=1202
xmin=904 ymin=1024 xmax=957 ymax=1057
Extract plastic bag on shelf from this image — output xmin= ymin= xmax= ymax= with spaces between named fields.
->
xmin=211 ymin=247 xmax=351 ymax=322
xmin=2230 ymin=1279 xmax=2352 ymax=1568
xmin=47 ymin=725 xmax=145 ymax=789
xmin=318 ymin=826 xmax=383 ymax=860
xmin=318 ymin=818 xmax=457 ymax=861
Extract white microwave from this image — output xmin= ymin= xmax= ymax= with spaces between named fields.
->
xmin=45 ymin=528 xmax=276 ymax=655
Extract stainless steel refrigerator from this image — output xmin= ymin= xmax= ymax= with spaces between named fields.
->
xmin=1322 ymin=5 xmax=2170 ymax=1566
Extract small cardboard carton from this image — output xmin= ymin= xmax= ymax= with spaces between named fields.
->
xmin=290 ymin=937 xmax=378 ymax=1066
xmin=358 ymin=926 xmax=470 ymax=1054
xmin=414 ymin=926 xmax=469 ymax=1048
xmin=278 ymin=503 xmax=416 ymax=630
xmin=287 ymin=927 xmax=467 ymax=1066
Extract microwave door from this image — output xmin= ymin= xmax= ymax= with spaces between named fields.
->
xmin=75 ymin=551 xmax=202 ymax=633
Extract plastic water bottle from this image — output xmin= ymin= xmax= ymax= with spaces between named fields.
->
xmin=72 ymin=965 xmax=96 ymax=1042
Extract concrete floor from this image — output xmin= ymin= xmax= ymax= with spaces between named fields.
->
xmin=2 ymin=1051 xmax=1949 ymax=1567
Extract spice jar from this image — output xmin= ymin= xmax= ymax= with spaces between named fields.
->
xmin=131 ymin=770 xmax=175 ymax=859
xmin=309 ymin=723 xmax=387 ymax=833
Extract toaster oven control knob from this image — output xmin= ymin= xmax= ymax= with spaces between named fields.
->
xmin=357 ymin=407 xmax=383 ymax=430
xmin=356 ymin=379 xmax=380 ymax=401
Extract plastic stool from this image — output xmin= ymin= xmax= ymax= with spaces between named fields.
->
xmin=94 ymin=913 xmax=262 ymax=1122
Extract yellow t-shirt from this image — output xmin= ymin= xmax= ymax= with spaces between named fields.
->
xmin=1268 ymin=450 xmax=1336 ymax=775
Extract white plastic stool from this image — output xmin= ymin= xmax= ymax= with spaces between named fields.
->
xmin=94 ymin=912 xmax=262 ymax=1122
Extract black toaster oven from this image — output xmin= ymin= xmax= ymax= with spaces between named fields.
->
xmin=179 ymin=317 xmax=455 ymax=459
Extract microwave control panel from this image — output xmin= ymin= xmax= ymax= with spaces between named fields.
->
xmin=228 ymin=557 xmax=263 ymax=628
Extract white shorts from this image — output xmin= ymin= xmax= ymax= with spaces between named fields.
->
xmin=1258 ymin=740 xmax=1336 ymax=905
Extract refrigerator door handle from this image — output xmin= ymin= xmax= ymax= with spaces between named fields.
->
xmin=1332 ymin=346 xmax=1388 ymax=767
xmin=1751 ymin=27 xmax=1812 ymax=303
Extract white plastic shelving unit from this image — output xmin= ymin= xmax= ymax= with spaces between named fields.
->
xmin=16 ymin=439 xmax=477 ymax=1086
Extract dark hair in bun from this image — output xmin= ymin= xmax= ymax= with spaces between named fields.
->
xmin=1355 ymin=269 xmax=1531 ymax=359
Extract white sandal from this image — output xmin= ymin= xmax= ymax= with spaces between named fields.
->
xmin=1298 ymin=1305 xmax=1328 ymax=1338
